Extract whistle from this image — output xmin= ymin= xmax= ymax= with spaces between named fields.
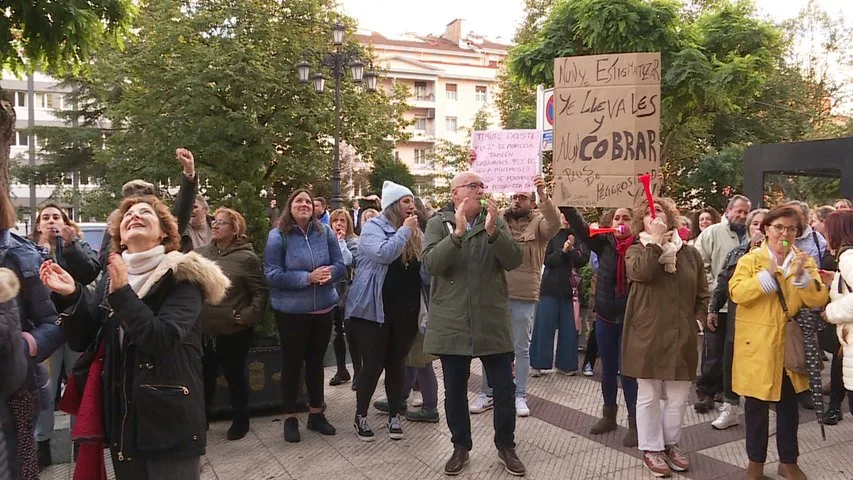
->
xmin=638 ymin=173 xmax=655 ymax=219
xmin=480 ymin=199 xmax=487 ymax=207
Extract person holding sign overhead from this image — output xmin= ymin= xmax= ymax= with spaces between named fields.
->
xmin=470 ymin=176 xmax=561 ymax=418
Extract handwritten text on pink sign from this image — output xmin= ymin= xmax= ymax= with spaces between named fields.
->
xmin=471 ymin=130 xmax=541 ymax=194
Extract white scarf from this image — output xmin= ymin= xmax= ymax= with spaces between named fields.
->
xmin=122 ymin=245 xmax=166 ymax=294
xmin=639 ymin=229 xmax=684 ymax=274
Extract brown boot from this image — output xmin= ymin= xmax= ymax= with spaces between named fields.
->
xmin=622 ymin=415 xmax=638 ymax=447
xmin=590 ymin=405 xmax=617 ymax=435
xmin=777 ymin=463 xmax=807 ymax=480
xmin=745 ymin=461 xmax=764 ymax=479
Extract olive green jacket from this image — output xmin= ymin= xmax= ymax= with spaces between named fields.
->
xmin=422 ymin=207 xmax=523 ymax=357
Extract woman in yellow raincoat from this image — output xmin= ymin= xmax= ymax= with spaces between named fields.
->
xmin=730 ymin=205 xmax=828 ymax=480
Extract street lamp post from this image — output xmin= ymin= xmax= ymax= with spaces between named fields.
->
xmin=296 ymin=23 xmax=378 ymax=211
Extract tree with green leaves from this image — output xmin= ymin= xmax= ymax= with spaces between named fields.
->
xmin=502 ymin=0 xmax=849 ymax=210
xmin=0 ymin=1 xmax=134 ymax=190
xmin=368 ymin=155 xmax=415 ymax=192
xmin=60 ymin=0 xmax=409 ymax=244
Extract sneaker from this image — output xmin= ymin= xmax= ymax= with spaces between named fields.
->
xmin=515 ymin=396 xmax=530 ymax=417
xmin=387 ymin=414 xmax=404 ymax=440
xmin=469 ymin=393 xmax=494 ymax=414
xmin=643 ymin=450 xmax=672 ymax=478
xmin=354 ymin=414 xmax=375 ymax=442
xmin=406 ymin=406 xmax=440 ymax=423
xmin=373 ymin=397 xmax=407 ymax=414
xmin=711 ymin=403 xmax=740 ymax=430
xmin=582 ymin=363 xmax=594 ymax=376
xmin=556 ymin=369 xmax=577 ymax=376
xmin=329 ymin=370 xmax=351 ymax=386
xmin=411 ymin=393 xmax=423 ymax=408
xmin=531 ymin=368 xmax=543 ymax=378
xmin=694 ymin=394 xmax=715 ymax=414
xmin=665 ymin=445 xmax=689 ymax=472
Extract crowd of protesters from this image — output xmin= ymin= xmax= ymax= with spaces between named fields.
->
xmin=2 ymin=147 xmax=853 ymax=480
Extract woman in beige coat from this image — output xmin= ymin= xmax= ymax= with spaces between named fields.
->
xmin=622 ymin=196 xmax=709 ymax=478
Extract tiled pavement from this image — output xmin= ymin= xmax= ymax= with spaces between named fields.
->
xmin=42 ymin=360 xmax=853 ymax=480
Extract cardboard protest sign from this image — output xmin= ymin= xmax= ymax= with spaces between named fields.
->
xmin=471 ymin=129 xmax=541 ymax=194
xmin=552 ymin=53 xmax=661 ymax=208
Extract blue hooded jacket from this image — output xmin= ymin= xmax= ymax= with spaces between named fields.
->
xmin=264 ymin=222 xmax=346 ymax=314
xmin=345 ymin=214 xmax=414 ymax=324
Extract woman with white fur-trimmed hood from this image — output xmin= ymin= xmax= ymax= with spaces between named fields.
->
xmin=40 ymin=195 xmax=229 ymax=480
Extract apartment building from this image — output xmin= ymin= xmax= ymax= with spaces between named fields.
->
xmin=357 ymin=19 xmax=509 ymax=193
xmin=2 ymin=72 xmax=78 ymax=215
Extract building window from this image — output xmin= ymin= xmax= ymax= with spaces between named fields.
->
xmin=414 ymin=81 xmax=430 ymax=100
xmin=445 ymin=83 xmax=457 ymax=100
xmin=33 ymin=93 xmax=48 ymax=109
xmin=46 ymin=93 xmax=63 ymax=110
xmin=445 ymin=116 xmax=458 ymax=133
xmin=14 ymin=131 xmax=28 ymax=147
xmin=15 ymin=91 xmax=26 ymax=108
xmin=414 ymin=118 xmax=427 ymax=132
xmin=475 ymin=85 xmax=487 ymax=103
xmin=414 ymin=149 xmax=427 ymax=165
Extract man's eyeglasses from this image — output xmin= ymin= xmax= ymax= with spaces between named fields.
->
xmin=453 ymin=182 xmax=486 ymax=192
xmin=511 ymin=194 xmax=531 ymax=201
xmin=768 ymin=224 xmax=798 ymax=235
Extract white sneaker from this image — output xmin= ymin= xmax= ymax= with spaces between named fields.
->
xmin=469 ymin=393 xmax=494 ymax=414
xmin=711 ymin=403 xmax=740 ymax=430
xmin=515 ymin=397 xmax=530 ymax=417
xmin=556 ymin=369 xmax=577 ymax=376
xmin=411 ymin=392 xmax=423 ymax=408
xmin=531 ymin=368 xmax=543 ymax=378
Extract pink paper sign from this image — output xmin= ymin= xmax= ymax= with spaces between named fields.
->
xmin=471 ymin=129 xmax=542 ymax=194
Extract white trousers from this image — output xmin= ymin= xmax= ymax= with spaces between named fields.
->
xmin=636 ymin=379 xmax=691 ymax=452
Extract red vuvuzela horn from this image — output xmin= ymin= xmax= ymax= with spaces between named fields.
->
xmin=638 ymin=173 xmax=655 ymax=219
xmin=589 ymin=225 xmax=626 ymax=237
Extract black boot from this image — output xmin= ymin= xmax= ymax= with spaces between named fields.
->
xmin=37 ymin=439 xmax=52 ymax=469
xmin=283 ymin=417 xmax=300 ymax=443
xmin=307 ymin=412 xmax=336 ymax=435
xmin=227 ymin=413 xmax=250 ymax=440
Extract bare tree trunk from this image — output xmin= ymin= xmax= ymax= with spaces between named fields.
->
xmin=0 ymin=86 xmax=15 ymax=191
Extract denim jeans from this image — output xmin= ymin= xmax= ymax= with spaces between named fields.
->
xmin=35 ymin=343 xmax=79 ymax=441
xmin=441 ymin=353 xmax=515 ymax=450
xmin=481 ymin=300 xmax=536 ymax=398
xmin=530 ymin=295 xmax=579 ymax=372
xmin=597 ymin=318 xmax=637 ymax=417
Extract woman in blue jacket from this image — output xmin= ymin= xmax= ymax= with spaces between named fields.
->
xmin=346 ymin=181 xmax=421 ymax=442
xmin=264 ymin=189 xmax=346 ymax=444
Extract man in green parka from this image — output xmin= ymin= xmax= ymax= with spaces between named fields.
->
xmin=422 ymin=171 xmax=525 ymax=477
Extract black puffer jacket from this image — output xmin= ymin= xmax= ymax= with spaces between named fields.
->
xmin=58 ymin=251 xmax=229 ymax=463
xmin=540 ymin=228 xmax=590 ymax=299
xmin=563 ymin=207 xmax=628 ymax=322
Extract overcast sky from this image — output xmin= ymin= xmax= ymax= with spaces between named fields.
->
xmin=340 ymin=0 xmax=852 ymax=41
xmin=340 ymin=0 xmax=852 ymax=112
